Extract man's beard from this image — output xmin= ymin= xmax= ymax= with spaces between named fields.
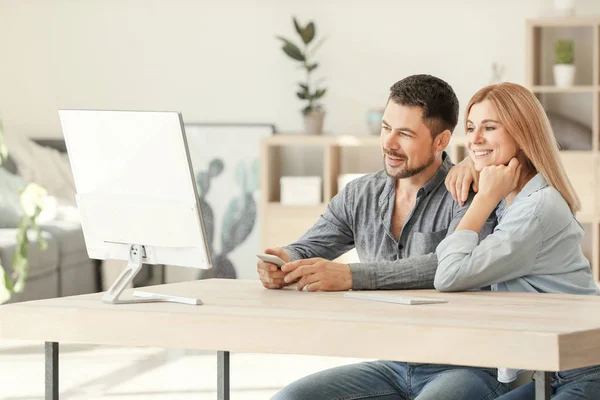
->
xmin=383 ymin=150 xmax=436 ymax=180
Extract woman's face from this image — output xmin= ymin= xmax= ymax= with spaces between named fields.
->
xmin=466 ymin=100 xmax=520 ymax=172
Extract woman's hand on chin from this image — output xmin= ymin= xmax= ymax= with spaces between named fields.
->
xmin=477 ymin=158 xmax=522 ymax=204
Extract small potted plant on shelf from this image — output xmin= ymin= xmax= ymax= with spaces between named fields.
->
xmin=554 ymin=39 xmax=575 ymax=88
xmin=276 ymin=17 xmax=327 ymax=135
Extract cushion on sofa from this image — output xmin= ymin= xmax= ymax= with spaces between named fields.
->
xmin=3 ymin=133 xmax=76 ymax=203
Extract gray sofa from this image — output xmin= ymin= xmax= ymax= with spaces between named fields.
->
xmin=0 ymin=139 xmax=100 ymax=303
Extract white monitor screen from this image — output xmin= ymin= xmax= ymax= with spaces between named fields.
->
xmin=59 ymin=109 xmax=212 ymax=270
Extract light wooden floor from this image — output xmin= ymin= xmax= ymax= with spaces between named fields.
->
xmin=0 ymin=340 xmax=366 ymax=400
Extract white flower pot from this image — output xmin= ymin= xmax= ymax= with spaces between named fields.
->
xmin=553 ymin=64 xmax=576 ymax=88
xmin=553 ymin=0 xmax=575 ymax=15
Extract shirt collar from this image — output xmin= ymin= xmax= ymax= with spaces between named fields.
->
xmin=421 ymin=151 xmax=453 ymax=197
xmin=514 ymin=173 xmax=548 ymax=203
xmin=495 ymin=173 xmax=548 ymax=220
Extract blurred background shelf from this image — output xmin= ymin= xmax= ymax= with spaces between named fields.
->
xmin=528 ymin=17 xmax=600 ymax=281
xmin=530 ymin=85 xmax=597 ymax=93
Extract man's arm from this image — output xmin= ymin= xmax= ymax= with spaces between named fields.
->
xmin=445 ymin=156 xmax=479 ymax=206
xmin=348 ymin=254 xmax=437 ymax=290
xmin=282 ymin=187 xmax=355 ymax=262
xmin=348 ymin=192 xmax=497 ymax=290
xmin=257 ymin=187 xmax=355 ymax=290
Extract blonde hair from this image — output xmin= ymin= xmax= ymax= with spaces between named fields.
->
xmin=466 ymin=82 xmax=581 ymax=213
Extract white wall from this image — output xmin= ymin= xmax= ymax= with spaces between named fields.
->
xmin=1 ymin=0 xmax=600 ymax=139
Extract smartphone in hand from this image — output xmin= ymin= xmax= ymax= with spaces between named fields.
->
xmin=256 ymin=253 xmax=285 ymax=268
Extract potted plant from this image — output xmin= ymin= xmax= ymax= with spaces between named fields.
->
xmin=0 ymin=122 xmax=47 ymax=304
xmin=276 ymin=17 xmax=327 ymax=135
xmin=554 ymin=39 xmax=575 ymax=88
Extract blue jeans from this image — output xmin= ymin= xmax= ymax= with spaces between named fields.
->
xmin=272 ymin=361 xmax=509 ymax=400
xmin=496 ymin=365 xmax=600 ymax=399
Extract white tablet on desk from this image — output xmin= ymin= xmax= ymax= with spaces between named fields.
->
xmin=344 ymin=292 xmax=448 ymax=305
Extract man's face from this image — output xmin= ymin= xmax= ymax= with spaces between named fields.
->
xmin=380 ymin=101 xmax=436 ymax=180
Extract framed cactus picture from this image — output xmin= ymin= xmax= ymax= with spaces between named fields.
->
xmin=184 ymin=123 xmax=275 ymax=279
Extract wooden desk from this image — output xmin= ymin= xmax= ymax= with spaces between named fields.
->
xmin=2 ymin=279 xmax=600 ymax=400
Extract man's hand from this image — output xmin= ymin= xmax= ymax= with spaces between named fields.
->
xmin=257 ymin=248 xmax=291 ymax=289
xmin=445 ymin=156 xmax=479 ymax=206
xmin=281 ymin=258 xmax=353 ymax=292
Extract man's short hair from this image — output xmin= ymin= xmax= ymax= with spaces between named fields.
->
xmin=389 ymin=74 xmax=459 ymax=137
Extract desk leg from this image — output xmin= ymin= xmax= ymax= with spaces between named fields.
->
xmin=45 ymin=342 xmax=59 ymax=400
xmin=217 ymin=351 xmax=230 ymax=400
xmin=534 ymin=371 xmax=551 ymax=400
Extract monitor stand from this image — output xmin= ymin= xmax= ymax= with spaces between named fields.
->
xmin=102 ymin=244 xmax=203 ymax=305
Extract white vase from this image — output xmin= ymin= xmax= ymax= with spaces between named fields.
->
xmin=553 ymin=0 xmax=575 ymax=15
xmin=553 ymin=64 xmax=576 ymax=87
xmin=303 ymin=109 xmax=326 ymax=135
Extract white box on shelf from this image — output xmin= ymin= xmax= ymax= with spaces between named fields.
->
xmin=280 ymin=176 xmax=322 ymax=205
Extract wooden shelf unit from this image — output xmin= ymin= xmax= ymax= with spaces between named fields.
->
xmin=260 ymin=135 xmax=380 ymax=250
xmin=527 ymin=17 xmax=600 ymax=281
xmin=529 ymin=17 xmax=600 ymax=282
xmin=530 ymin=85 xmax=597 ymax=93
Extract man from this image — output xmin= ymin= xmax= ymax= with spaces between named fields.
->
xmin=257 ymin=74 xmax=506 ymax=399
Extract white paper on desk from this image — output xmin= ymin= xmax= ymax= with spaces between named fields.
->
xmin=344 ymin=292 xmax=448 ymax=305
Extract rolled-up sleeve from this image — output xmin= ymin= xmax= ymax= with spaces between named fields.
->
xmin=434 ymin=206 xmax=542 ymax=292
xmin=349 ymin=253 xmax=438 ymax=290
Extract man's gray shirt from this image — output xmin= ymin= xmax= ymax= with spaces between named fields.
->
xmin=283 ymin=153 xmax=496 ymax=290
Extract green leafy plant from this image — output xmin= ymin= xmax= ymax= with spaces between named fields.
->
xmin=556 ymin=40 xmax=574 ymax=64
xmin=0 ymin=123 xmax=47 ymax=304
xmin=276 ymin=17 xmax=327 ymax=116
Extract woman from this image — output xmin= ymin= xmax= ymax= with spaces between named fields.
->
xmin=434 ymin=82 xmax=600 ymax=399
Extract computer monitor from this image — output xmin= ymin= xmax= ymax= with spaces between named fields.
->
xmin=59 ymin=109 xmax=212 ymax=305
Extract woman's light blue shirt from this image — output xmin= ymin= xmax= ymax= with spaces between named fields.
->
xmin=435 ymin=173 xmax=598 ymax=296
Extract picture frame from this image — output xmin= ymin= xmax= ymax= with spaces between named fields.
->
xmin=184 ymin=123 xmax=276 ymax=279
